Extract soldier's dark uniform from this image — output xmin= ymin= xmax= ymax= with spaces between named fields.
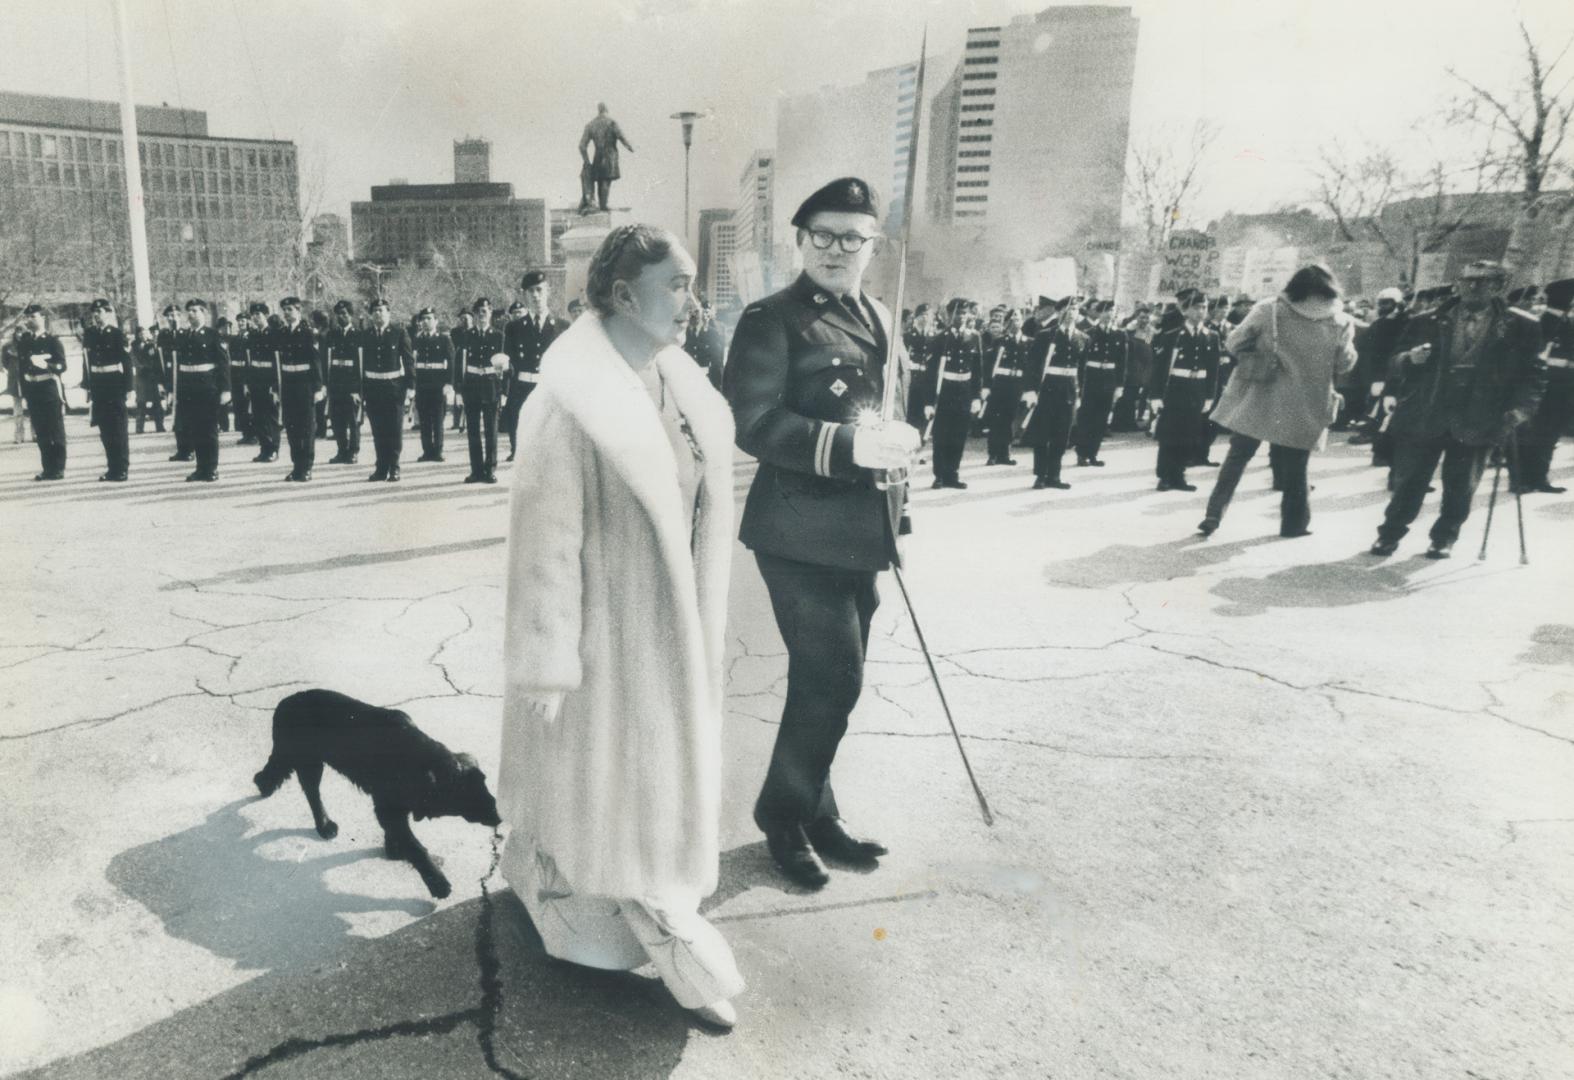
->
xmin=903 ymin=317 xmax=934 ymax=430
xmin=1073 ymin=306 xmax=1128 ymax=466
xmin=158 ymin=312 xmax=191 ymax=461
xmin=276 ymin=307 xmax=322 ymax=480
xmin=222 ymin=320 xmax=252 ymax=443
xmin=132 ymin=333 xmax=166 ymax=434
xmin=15 ymin=311 xmax=68 ymax=480
xmin=983 ymin=321 xmax=1028 ymax=465
xmin=927 ymin=315 xmax=982 ymax=487
xmin=1516 ymin=278 xmax=1572 ymax=493
xmin=1151 ymin=314 xmax=1222 ymax=491
xmin=361 ymin=315 xmax=414 ymax=480
xmin=457 ymin=313 xmax=505 ymax=482
xmin=501 ymin=304 xmax=567 ymax=460
xmin=1021 ymin=312 xmax=1085 ymax=488
xmin=81 ymin=307 xmax=132 ymax=480
xmin=723 ymin=178 xmax=909 ymax=885
xmin=172 ymin=310 xmax=230 ymax=481
xmin=412 ymin=313 xmax=455 ymax=461
xmin=243 ymin=309 xmax=282 ymax=462
xmin=323 ymin=308 xmax=364 ymax=464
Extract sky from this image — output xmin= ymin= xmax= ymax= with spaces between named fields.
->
xmin=4 ymin=0 xmax=1571 ymax=240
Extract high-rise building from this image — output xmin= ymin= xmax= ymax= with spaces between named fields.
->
xmin=453 ymin=137 xmax=491 ymax=184
xmin=926 ymin=7 xmax=1138 ymax=257
xmin=0 ymin=90 xmax=300 ymax=304
xmin=732 ymin=150 xmax=773 ymax=263
xmin=351 ymin=181 xmax=548 ymax=269
xmin=309 ymin=212 xmax=349 ymax=255
xmin=696 ymin=207 xmax=736 ymax=309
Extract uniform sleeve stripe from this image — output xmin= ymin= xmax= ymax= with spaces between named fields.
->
xmin=814 ymin=421 xmax=838 ymax=477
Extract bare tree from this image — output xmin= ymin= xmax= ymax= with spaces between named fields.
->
xmin=1124 ymin=121 xmax=1220 ymax=251
xmin=1449 ymin=19 xmax=1574 ymax=202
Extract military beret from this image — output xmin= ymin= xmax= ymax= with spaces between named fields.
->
xmin=90 ymin=298 xmax=113 ymax=312
xmin=791 ymin=176 xmax=879 ymax=228
xmin=508 ymin=301 xmax=525 ymax=314
xmin=332 ymin=299 xmax=355 ymax=315
xmin=416 ymin=306 xmax=437 ymax=319
xmin=1176 ymin=288 xmax=1206 ymax=307
xmin=162 ymin=304 xmax=178 ymax=316
xmin=946 ymin=297 xmax=971 ymax=316
xmin=248 ymin=302 xmax=270 ymax=316
xmin=472 ymin=297 xmax=492 ymax=311
xmin=1457 ymin=260 xmax=1507 ymax=281
xmin=914 ymin=302 xmax=930 ymax=314
xmin=23 ymin=303 xmax=45 ymax=315
xmin=1506 ymin=285 xmax=1538 ymax=306
xmin=184 ymin=298 xmax=208 ymax=310
xmin=1034 ymin=295 xmax=1055 ymax=309
xmin=1543 ymin=278 xmax=1574 ymax=314
xmin=370 ymin=297 xmax=390 ymax=311
xmin=520 ymin=270 xmax=547 ymax=290
xmin=279 ymin=295 xmax=303 ymax=308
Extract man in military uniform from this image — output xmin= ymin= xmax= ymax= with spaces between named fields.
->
xmin=362 ymin=296 xmax=414 ymax=481
xmin=1369 ymin=262 xmax=1545 ymax=558
xmin=81 ymin=299 xmax=132 ymax=481
xmin=1515 ymin=277 xmax=1573 ymax=493
xmin=458 ymin=297 xmax=506 ymax=483
xmin=903 ymin=304 xmax=935 ymax=431
xmin=1151 ymin=288 xmax=1221 ymax=492
xmin=501 ymin=271 xmax=568 ymax=461
xmin=323 ymin=300 xmax=363 ymax=465
xmin=241 ymin=303 xmax=281 ymax=463
xmin=1073 ymin=300 xmax=1127 ymax=467
xmin=724 ymin=176 xmax=917 ymax=891
xmin=925 ymin=298 xmax=983 ymax=488
xmin=1350 ymin=287 xmax=1409 ymax=450
xmin=158 ymin=305 xmax=191 ymax=462
xmin=1021 ymin=296 xmax=1084 ymax=490
xmin=173 ymin=299 xmax=231 ymax=482
xmin=450 ymin=309 xmax=472 ymax=433
xmin=684 ymin=301 xmax=726 ymax=390
xmin=983 ymin=307 xmax=1028 ymax=466
xmin=132 ymin=324 xmax=167 ymax=434
xmin=223 ymin=312 xmax=253 ymax=445
xmin=274 ymin=297 xmax=323 ymax=480
xmin=412 ymin=307 xmax=455 ymax=462
xmin=15 ymin=304 xmax=68 ymax=480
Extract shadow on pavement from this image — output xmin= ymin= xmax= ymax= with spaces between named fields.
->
xmin=1209 ymin=553 xmax=1443 ymax=617
xmin=1041 ymin=534 xmax=1280 ymax=590
xmin=1519 ymin=624 xmax=1574 ymax=666
xmin=158 ymin=537 xmax=505 ymax=590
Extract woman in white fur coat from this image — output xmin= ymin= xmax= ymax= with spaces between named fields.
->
xmin=496 ymin=225 xmax=744 ymax=1029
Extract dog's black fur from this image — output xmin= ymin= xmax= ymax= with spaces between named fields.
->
xmin=254 ymin=689 xmax=502 ymax=898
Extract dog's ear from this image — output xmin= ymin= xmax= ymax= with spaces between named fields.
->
xmin=455 ymin=752 xmax=481 ymax=774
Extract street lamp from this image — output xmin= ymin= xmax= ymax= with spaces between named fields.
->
xmin=670 ymin=110 xmax=709 ymax=244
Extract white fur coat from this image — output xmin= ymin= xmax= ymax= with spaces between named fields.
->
xmin=496 ymin=313 xmax=735 ymax=900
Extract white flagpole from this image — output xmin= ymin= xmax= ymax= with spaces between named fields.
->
xmin=111 ymin=0 xmax=154 ymax=327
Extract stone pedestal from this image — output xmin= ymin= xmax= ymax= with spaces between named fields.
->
xmin=560 ymin=209 xmax=630 ymax=310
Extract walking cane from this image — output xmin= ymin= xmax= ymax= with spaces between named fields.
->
xmin=1508 ymin=431 xmax=1530 ymax=565
xmin=1477 ymin=443 xmax=1505 ymax=561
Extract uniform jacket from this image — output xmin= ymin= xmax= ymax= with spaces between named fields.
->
xmin=274 ymin=321 xmax=321 ymax=391
xmin=1152 ymin=323 xmax=1221 ymax=409
xmin=14 ymin=331 xmax=67 ymax=402
xmin=986 ymin=331 xmax=1030 ymax=385
xmin=1214 ymin=296 xmax=1358 ymax=451
xmin=683 ymin=320 xmax=726 ymax=390
xmin=412 ymin=331 xmax=455 ymax=388
xmin=322 ymin=324 xmax=363 ymax=393
xmin=172 ymin=326 xmax=230 ymax=396
xmin=1025 ymin=323 xmax=1085 ymax=405
xmin=1081 ymin=324 xmax=1129 ymax=392
xmin=505 ymin=313 xmax=568 ymax=397
xmin=928 ymin=328 xmax=983 ymax=408
xmin=362 ymin=324 xmax=414 ymax=392
xmin=457 ymin=325 xmax=507 ymax=403
xmin=82 ymin=325 xmax=132 ymax=399
xmin=1388 ymin=298 xmax=1545 ymax=447
xmin=498 ymin=312 xmax=734 ymax=899
xmin=725 ymin=272 xmax=909 ymax=573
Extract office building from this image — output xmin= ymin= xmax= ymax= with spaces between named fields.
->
xmin=453 ymin=137 xmax=491 ymax=184
xmin=352 ymin=159 xmax=547 ymax=270
xmin=696 ymin=207 xmax=737 ymax=309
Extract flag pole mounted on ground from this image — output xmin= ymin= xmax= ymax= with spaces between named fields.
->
xmin=879 ymin=29 xmax=995 ymax=827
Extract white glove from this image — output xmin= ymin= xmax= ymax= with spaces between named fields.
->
xmin=980 ymin=387 xmax=991 ymax=400
xmin=1369 ymin=382 xmax=1385 ymax=397
xmin=219 ymin=391 xmax=232 ymax=406
xmin=444 ymin=386 xmax=455 ymax=404
xmin=520 ymin=691 xmax=564 ymax=723
xmin=1203 ymin=399 xmax=1214 ymax=412
xmin=1150 ymin=398 xmax=1164 ymax=412
xmin=968 ymin=398 xmax=983 ymax=417
xmin=1382 ymin=395 xmax=1396 ymax=413
xmin=1403 ymin=344 xmax=1431 ymax=365
xmin=1113 ymin=388 xmax=1125 ymax=401
xmin=923 ymin=405 xmax=936 ymax=420
xmin=314 ymin=387 xmax=326 ymax=403
xmin=1022 ymin=391 xmax=1039 ymax=407
xmin=405 ymin=388 xmax=414 ymax=403
xmin=853 ymin=420 xmax=920 ymax=470
xmin=351 ymin=392 xmax=362 ymax=405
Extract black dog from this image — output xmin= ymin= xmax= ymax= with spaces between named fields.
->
xmin=254 ymin=689 xmax=502 ymax=898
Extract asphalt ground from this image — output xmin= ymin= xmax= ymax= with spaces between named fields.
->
xmin=2 ymin=415 xmax=1571 ymax=1079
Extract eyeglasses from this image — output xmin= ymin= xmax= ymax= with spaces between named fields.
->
xmin=806 ymin=228 xmax=878 ymax=254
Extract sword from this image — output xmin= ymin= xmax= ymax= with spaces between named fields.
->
xmin=1019 ymin=341 xmax=1056 ymax=429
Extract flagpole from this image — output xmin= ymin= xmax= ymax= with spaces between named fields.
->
xmin=111 ymin=0 xmax=154 ymax=327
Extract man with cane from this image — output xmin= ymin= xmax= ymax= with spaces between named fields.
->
xmin=1368 ymin=261 xmax=1545 ymax=560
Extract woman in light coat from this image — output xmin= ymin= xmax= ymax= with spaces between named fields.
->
xmin=496 ymin=225 xmax=744 ymax=1028
xmin=1199 ymin=264 xmax=1358 ymax=537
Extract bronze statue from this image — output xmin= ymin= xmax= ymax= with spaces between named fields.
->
xmin=578 ymin=103 xmax=634 ymax=214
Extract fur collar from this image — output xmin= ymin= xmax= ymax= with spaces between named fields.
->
xmin=537 ymin=314 xmax=734 ymax=556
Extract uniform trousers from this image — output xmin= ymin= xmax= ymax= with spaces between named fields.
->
xmin=1377 ymin=435 xmax=1489 ymax=546
xmin=464 ymin=391 xmax=498 ymax=476
xmin=328 ymin=390 xmax=361 ymax=460
xmin=1155 ymin=407 xmax=1206 ymax=484
xmin=172 ymin=390 xmax=194 ymax=456
xmin=8 ymin=391 xmax=27 ymax=443
xmin=281 ymin=384 xmax=317 ymax=473
xmin=1517 ymin=379 xmax=1572 ymax=486
xmin=249 ymin=386 xmax=281 ymax=455
xmin=500 ymin=381 xmax=533 ymax=455
xmin=178 ymin=387 xmax=221 ymax=476
xmin=231 ymin=380 xmax=251 ymax=438
xmin=983 ymin=380 xmax=1021 ymax=461
xmin=752 ymin=552 xmax=879 ymax=829
xmin=415 ymin=387 xmax=447 ymax=458
xmin=22 ymin=383 xmax=66 ymax=474
xmin=1028 ymin=397 xmax=1075 ymax=481
xmin=929 ymin=388 xmax=971 ymax=483
xmin=1203 ymin=434 xmax=1310 ymax=535
xmin=1073 ymin=386 xmax=1117 ymax=461
xmin=365 ymin=384 xmax=405 ymax=472
xmin=91 ymin=394 xmax=130 ymax=476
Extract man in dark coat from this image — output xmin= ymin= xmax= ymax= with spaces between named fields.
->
xmin=361 ymin=297 xmax=415 ymax=481
xmin=683 ymin=302 xmax=726 ymax=390
xmin=15 ymin=304 xmax=68 ymax=480
xmin=983 ymin=308 xmax=1028 ymax=466
xmin=1515 ymin=277 xmax=1573 ymax=493
xmin=158 ymin=305 xmax=191 ymax=462
xmin=501 ymin=270 xmax=569 ymax=460
xmin=1350 ymin=287 xmax=1409 ymax=452
xmin=724 ymin=176 xmax=916 ymax=891
xmin=1369 ymin=261 xmax=1546 ymax=558
xmin=322 ymin=300 xmax=363 ymax=465
xmin=1021 ymin=296 xmax=1084 ymax=489
xmin=458 ymin=297 xmax=506 ymax=483
xmin=173 ymin=299 xmax=231 ymax=482
xmin=242 ymin=303 xmax=281 ymax=464
xmin=1073 ymin=300 xmax=1127 ymax=467
xmin=81 ymin=299 xmax=132 ymax=481
xmin=925 ymin=298 xmax=983 ymax=488
xmin=276 ymin=296 xmax=323 ymax=481
xmin=411 ymin=307 xmax=455 ymax=462
xmin=1150 ymin=289 xmax=1221 ymax=491
xmin=578 ymin=103 xmax=634 ymax=213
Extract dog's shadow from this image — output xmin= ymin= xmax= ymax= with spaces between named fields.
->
xmin=105 ymin=798 xmax=436 ymax=974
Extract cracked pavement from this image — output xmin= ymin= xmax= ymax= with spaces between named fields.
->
xmin=3 ymin=416 xmax=1572 ymax=1079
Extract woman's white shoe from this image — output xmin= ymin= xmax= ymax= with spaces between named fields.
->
xmin=690 ymin=1000 xmax=737 ymax=1030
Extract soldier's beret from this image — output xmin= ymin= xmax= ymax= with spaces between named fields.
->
xmin=370 ymin=297 xmax=390 ymax=311
xmin=333 ymin=299 xmax=355 ymax=315
xmin=1506 ymin=285 xmax=1538 ymax=306
xmin=914 ymin=302 xmax=930 ymax=314
xmin=508 ymin=301 xmax=525 ymax=314
xmin=1175 ymin=288 xmax=1205 ymax=307
xmin=791 ymin=176 xmax=879 ymax=228
xmin=1544 ymin=278 xmax=1574 ymax=314
xmin=472 ymin=297 xmax=492 ymax=311
xmin=520 ymin=270 xmax=547 ymax=290
xmin=1458 ymin=260 xmax=1507 ymax=281
xmin=23 ymin=303 xmax=45 ymax=316
xmin=184 ymin=298 xmax=208 ymax=310
xmin=1035 ymin=295 xmax=1055 ymax=309
xmin=279 ymin=295 xmax=303 ymax=307
xmin=248 ymin=302 xmax=270 ymax=316
xmin=90 ymin=298 xmax=113 ymax=312
xmin=416 ymin=306 xmax=437 ymax=318
xmin=162 ymin=304 xmax=178 ymax=316
xmin=946 ymin=297 xmax=971 ymax=316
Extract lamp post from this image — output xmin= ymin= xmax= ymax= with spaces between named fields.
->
xmin=670 ymin=110 xmax=708 ymax=244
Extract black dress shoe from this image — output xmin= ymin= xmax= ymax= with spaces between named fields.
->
xmin=432 ymin=455 xmax=445 ymax=463
xmin=463 ymin=473 xmax=482 ymax=484
xmin=1424 ymin=542 xmax=1452 ymax=560
xmin=169 ymin=452 xmax=192 ymax=462
xmin=284 ymin=471 xmax=300 ymax=482
xmin=298 ymin=470 xmax=312 ymax=482
xmin=326 ymin=454 xmax=348 ymax=465
xmin=1197 ymin=517 xmax=1218 ymax=536
xmin=483 ymin=471 xmax=498 ymax=484
xmin=1198 ymin=459 xmax=1220 ymax=467
xmin=806 ymin=817 xmax=888 ymax=865
xmin=386 ymin=467 xmax=400 ymax=481
xmin=1173 ymin=481 xmax=1198 ymax=492
xmin=1045 ymin=479 xmax=1070 ymax=489
xmin=109 ymin=472 xmax=128 ymax=482
xmin=368 ymin=469 xmax=388 ymax=482
xmin=1280 ymin=528 xmax=1312 ymax=539
xmin=98 ymin=472 xmax=112 ymax=482
xmin=1369 ymin=538 xmax=1398 ymax=556
xmin=1075 ymin=458 xmax=1089 ymax=467
xmin=944 ymin=479 xmax=968 ymax=489
xmin=185 ymin=470 xmax=203 ymax=482
xmin=1088 ymin=458 xmax=1105 ymax=467
xmin=506 ymin=451 xmax=515 ymax=462
xmin=238 ymin=435 xmax=258 ymax=446
xmin=931 ymin=479 xmax=946 ymax=489
xmin=1156 ymin=481 xmax=1174 ymax=492
xmin=1533 ymin=482 xmax=1567 ymax=493
xmin=348 ymin=455 xmax=359 ymax=464
xmin=763 ymin=824 xmax=830 ymax=889
xmin=1000 ymin=457 xmax=1017 ymax=466
xmin=1031 ymin=477 xmax=1047 ymax=489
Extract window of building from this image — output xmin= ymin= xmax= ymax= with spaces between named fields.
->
xmin=966 ymin=40 xmax=1001 ymax=50
xmin=29 ymin=133 xmax=41 ymax=157
xmin=961 ymin=104 xmax=994 ymax=112
xmin=41 ymin=135 xmax=57 ymax=157
xmin=962 ymin=87 xmax=997 ymax=97
xmin=958 ymin=164 xmax=991 ymax=173
xmin=961 ymin=118 xmax=994 ymax=127
xmin=956 ymin=195 xmax=988 ymax=203
xmin=963 ymin=56 xmax=998 ymax=65
xmin=960 ymin=135 xmax=993 ymax=143
xmin=963 ymin=71 xmax=997 ymax=81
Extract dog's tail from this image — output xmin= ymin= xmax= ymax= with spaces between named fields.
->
xmin=253 ymin=755 xmax=292 ymax=797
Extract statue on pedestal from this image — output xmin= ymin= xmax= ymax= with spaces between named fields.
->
xmin=578 ymin=103 xmax=635 ymax=215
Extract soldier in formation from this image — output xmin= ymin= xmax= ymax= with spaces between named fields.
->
xmin=81 ymin=298 xmax=131 ymax=482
